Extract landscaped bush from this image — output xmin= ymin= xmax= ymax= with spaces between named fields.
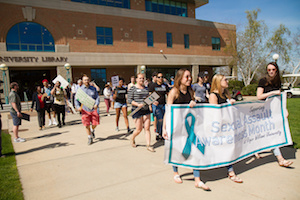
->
xmin=241 ymin=83 xmax=258 ymax=96
xmin=228 ymin=80 xmax=244 ymax=92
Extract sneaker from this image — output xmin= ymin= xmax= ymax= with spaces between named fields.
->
xmin=14 ymin=138 xmax=26 ymax=143
xmin=127 ymin=128 xmax=133 ymax=133
xmin=58 ymin=124 xmax=62 ymax=128
xmin=115 ymin=127 xmax=119 ymax=132
xmin=156 ymin=134 xmax=161 ymax=141
xmin=87 ymin=137 xmax=93 ymax=145
xmin=52 ymin=119 xmax=58 ymax=125
xmin=39 ymin=127 xmax=43 ymax=131
xmin=48 ymin=120 xmax=52 ymax=126
xmin=108 ymin=114 xmax=111 ymax=116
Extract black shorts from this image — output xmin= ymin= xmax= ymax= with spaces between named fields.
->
xmin=131 ymin=108 xmax=151 ymax=119
xmin=44 ymin=103 xmax=53 ymax=113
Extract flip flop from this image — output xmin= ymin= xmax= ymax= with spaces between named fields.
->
xmin=173 ymin=175 xmax=182 ymax=184
xmin=228 ymin=174 xmax=243 ymax=183
xmin=195 ymin=181 xmax=211 ymax=191
xmin=278 ymin=159 xmax=293 ymax=167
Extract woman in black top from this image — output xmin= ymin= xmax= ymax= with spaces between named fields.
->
xmin=255 ymin=62 xmax=293 ymax=167
xmin=163 ymin=69 xmax=210 ymax=191
xmin=113 ymin=77 xmax=131 ymax=133
xmin=209 ymin=74 xmax=243 ymax=184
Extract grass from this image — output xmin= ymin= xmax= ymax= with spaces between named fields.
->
xmin=287 ymin=98 xmax=300 ymax=149
xmin=0 ymin=130 xmax=24 ymax=200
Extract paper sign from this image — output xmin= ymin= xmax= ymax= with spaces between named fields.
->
xmin=130 ymin=92 xmax=160 ymax=117
xmin=111 ymin=76 xmax=119 ymax=87
xmin=75 ymin=88 xmax=95 ymax=110
xmin=52 ymin=75 xmax=70 ymax=89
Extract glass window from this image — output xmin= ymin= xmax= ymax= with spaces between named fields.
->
xmin=96 ymin=27 xmax=113 ymax=45
xmin=71 ymin=0 xmax=130 ymax=9
xmin=145 ymin=0 xmax=187 ymax=17
xmin=147 ymin=31 xmax=153 ymax=47
xmin=184 ymin=34 xmax=189 ymax=49
xmin=91 ymin=68 xmax=107 ymax=94
xmin=166 ymin=32 xmax=172 ymax=48
xmin=212 ymin=37 xmax=221 ymax=51
xmin=6 ymin=22 xmax=55 ymax=52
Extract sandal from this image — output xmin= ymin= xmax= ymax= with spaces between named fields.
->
xmin=278 ymin=159 xmax=293 ymax=167
xmin=130 ymin=138 xmax=136 ymax=148
xmin=255 ymin=153 xmax=262 ymax=159
xmin=228 ymin=174 xmax=243 ymax=183
xmin=146 ymin=145 xmax=155 ymax=152
xmin=173 ymin=175 xmax=182 ymax=184
xmin=195 ymin=181 xmax=211 ymax=191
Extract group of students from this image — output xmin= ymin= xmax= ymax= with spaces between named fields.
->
xmin=4 ymin=63 xmax=293 ymax=190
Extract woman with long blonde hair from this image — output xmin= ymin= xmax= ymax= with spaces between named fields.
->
xmin=209 ymin=74 xmax=243 ymax=183
xmin=163 ymin=68 xmax=210 ymax=191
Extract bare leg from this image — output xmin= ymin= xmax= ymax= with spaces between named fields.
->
xmin=122 ymin=107 xmax=129 ymax=129
xmin=13 ymin=125 xmax=19 ymax=139
xmin=115 ymin=108 xmax=121 ymax=128
xmin=131 ymin=118 xmax=143 ymax=147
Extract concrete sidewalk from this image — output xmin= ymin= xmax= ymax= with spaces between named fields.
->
xmin=3 ymin=102 xmax=300 ymax=200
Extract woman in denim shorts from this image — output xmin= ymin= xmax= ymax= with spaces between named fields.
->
xmin=113 ymin=77 xmax=131 ymax=133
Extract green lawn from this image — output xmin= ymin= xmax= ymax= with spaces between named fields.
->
xmin=0 ymin=130 xmax=24 ymax=200
xmin=287 ymin=98 xmax=300 ymax=149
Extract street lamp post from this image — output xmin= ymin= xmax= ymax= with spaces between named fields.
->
xmin=0 ymin=64 xmax=9 ymax=104
xmin=64 ymin=63 xmax=71 ymax=83
xmin=140 ymin=65 xmax=146 ymax=74
xmin=272 ymin=53 xmax=279 ymax=63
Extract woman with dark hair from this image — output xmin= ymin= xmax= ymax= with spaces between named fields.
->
xmin=162 ymin=69 xmax=210 ymax=191
xmin=128 ymin=73 xmax=154 ymax=152
xmin=51 ymin=81 xmax=67 ymax=128
xmin=113 ymin=77 xmax=131 ymax=133
xmin=192 ymin=72 xmax=209 ymax=103
xmin=209 ymin=74 xmax=243 ymax=184
xmin=255 ymin=62 xmax=293 ymax=167
xmin=31 ymin=86 xmax=46 ymax=130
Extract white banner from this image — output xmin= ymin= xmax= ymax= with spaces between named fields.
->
xmin=52 ymin=75 xmax=70 ymax=89
xmin=164 ymin=93 xmax=292 ymax=170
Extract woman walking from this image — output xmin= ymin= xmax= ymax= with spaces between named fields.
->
xmin=192 ymin=72 xmax=209 ymax=103
xmin=209 ymin=74 xmax=243 ymax=183
xmin=31 ymin=86 xmax=46 ymax=130
xmin=51 ymin=81 xmax=67 ymax=128
xmin=113 ymin=77 xmax=131 ymax=133
xmin=162 ymin=68 xmax=210 ymax=190
xmin=255 ymin=62 xmax=293 ymax=167
xmin=103 ymin=83 xmax=112 ymax=116
xmin=128 ymin=73 xmax=154 ymax=152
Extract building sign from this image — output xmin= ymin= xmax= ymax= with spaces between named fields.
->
xmin=0 ymin=56 xmax=68 ymax=63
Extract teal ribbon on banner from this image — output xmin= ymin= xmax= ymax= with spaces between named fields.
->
xmin=182 ymin=113 xmax=205 ymax=159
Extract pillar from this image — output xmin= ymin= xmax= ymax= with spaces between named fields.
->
xmin=192 ymin=65 xmax=199 ymax=83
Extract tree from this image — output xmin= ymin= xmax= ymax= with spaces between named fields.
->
xmin=226 ymin=9 xmax=292 ymax=86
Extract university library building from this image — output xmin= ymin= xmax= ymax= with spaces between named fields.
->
xmin=0 ymin=0 xmax=236 ymax=101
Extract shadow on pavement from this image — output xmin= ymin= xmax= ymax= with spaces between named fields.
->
xmin=177 ymin=146 xmax=297 ymax=183
xmin=15 ymin=142 xmax=74 ymax=155
xmin=25 ymin=131 xmax=69 ymax=141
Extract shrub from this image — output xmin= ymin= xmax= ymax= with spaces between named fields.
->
xmin=241 ymin=84 xmax=258 ymax=96
xmin=228 ymin=80 xmax=244 ymax=92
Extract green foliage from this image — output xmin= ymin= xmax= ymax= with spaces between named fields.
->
xmin=241 ymin=83 xmax=258 ymax=96
xmin=287 ymin=98 xmax=300 ymax=149
xmin=0 ymin=131 xmax=24 ymax=200
xmin=228 ymin=80 xmax=244 ymax=92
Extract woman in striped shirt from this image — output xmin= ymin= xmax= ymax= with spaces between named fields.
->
xmin=128 ymin=73 xmax=155 ymax=152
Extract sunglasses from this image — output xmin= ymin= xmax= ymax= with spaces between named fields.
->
xmin=267 ymin=68 xmax=277 ymax=72
xmin=157 ymin=76 xmax=163 ymax=78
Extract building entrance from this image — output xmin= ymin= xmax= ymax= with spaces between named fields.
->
xmin=9 ymin=69 xmax=53 ymax=101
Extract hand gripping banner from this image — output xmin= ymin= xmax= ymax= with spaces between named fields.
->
xmin=164 ymin=93 xmax=292 ymax=170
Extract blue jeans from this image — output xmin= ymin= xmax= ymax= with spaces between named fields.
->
xmin=152 ymin=104 xmax=165 ymax=135
xmin=172 ymin=166 xmax=200 ymax=178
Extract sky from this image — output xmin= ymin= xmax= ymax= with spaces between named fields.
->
xmin=195 ymin=0 xmax=300 ymax=34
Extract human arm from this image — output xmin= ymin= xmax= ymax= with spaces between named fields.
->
xmin=31 ymin=93 xmax=36 ymax=111
xmin=162 ymin=88 xmax=177 ymax=140
xmin=11 ymin=102 xmax=22 ymax=117
xmin=209 ymin=92 xmax=218 ymax=105
xmin=256 ymin=87 xmax=280 ymax=100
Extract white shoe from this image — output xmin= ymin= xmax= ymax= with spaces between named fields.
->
xmin=52 ymin=119 xmax=58 ymax=125
xmin=48 ymin=120 xmax=52 ymax=126
xmin=14 ymin=138 xmax=26 ymax=143
xmin=108 ymin=114 xmax=111 ymax=116
xmin=115 ymin=127 xmax=119 ymax=132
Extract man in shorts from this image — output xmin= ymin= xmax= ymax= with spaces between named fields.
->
xmin=75 ymin=75 xmax=100 ymax=145
xmin=42 ymin=79 xmax=57 ymax=126
xmin=9 ymin=82 xmax=25 ymax=143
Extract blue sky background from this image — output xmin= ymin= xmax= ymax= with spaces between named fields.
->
xmin=195 ymin=0 xmax=300 ymax=34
